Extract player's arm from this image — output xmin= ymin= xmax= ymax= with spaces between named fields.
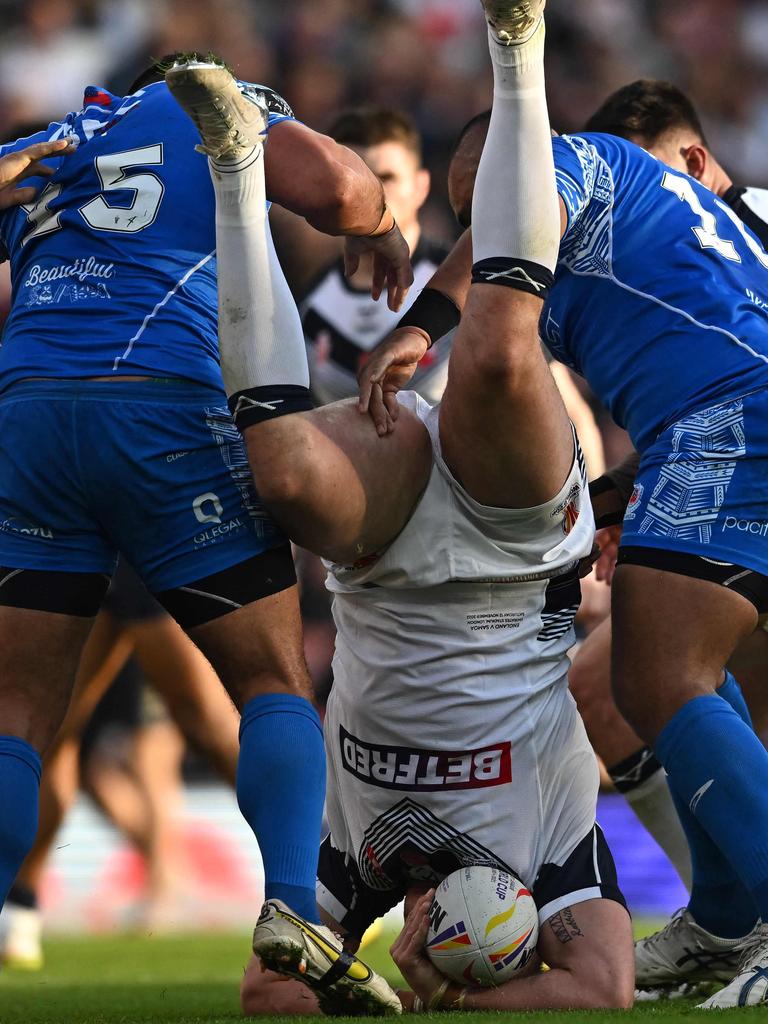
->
xmin=359 ymin=200 xmax=569 ymax=431
xmin=392 ymin=892 xmax=634 ymax=1012
xmin=265 ymin=120 xmax=412 ymax=311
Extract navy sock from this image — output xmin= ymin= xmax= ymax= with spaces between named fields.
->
xmin=0 ymin=737 xmax=41 ymax=908
xmin=237 ymin=694 xmax=325 ymax=923
xmin=717 ymin=669 xmax=753 ymax=727
xmin=656 ymin=695 xmax=768 ymax=937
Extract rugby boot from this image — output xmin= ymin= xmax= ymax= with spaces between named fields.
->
xmin=165 ymin=59 xmax=267 ymax=162
xmin=698 ymin=923 xmax=768 ymax=1008
xmin=252 ymin=899 xmax=402 ymax=1016
xmin=481 ymin=0 xmax=546 ymax=45
xmin=635 ymin=908 xmax=756 ymax=993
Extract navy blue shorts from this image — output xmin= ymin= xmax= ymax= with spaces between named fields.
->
xmin=0 ymin=379 xmax=285 ymax=591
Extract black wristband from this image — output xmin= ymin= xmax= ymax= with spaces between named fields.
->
xmin=396 ymin=287 xmax=461 ymax=349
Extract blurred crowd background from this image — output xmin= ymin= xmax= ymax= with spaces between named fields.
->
xmin=0 ymin=0 xmax=763 ymax=937
xmin=0 ymin=0 xmax=767 ymax=220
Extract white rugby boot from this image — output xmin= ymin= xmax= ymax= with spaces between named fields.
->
xmin=165 ymin=59 xmax=268 ymax=162
xmin=481 ymin=0 xmax=546 ymax=45
xmin=635 ymin=908 xmax=756 ymax=993
xmin=698 ymin=923 xmax=768 ymax=1008
xmin=252 ymin=899 xmax=401 ymax=1016
xmin=0 ymin=903 xmax=43 ymax=970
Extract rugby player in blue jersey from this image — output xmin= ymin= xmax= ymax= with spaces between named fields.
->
xmin=359 ymin=39 xmax=768 ymax=1018
xmin=0 ymin=54 xmax=412 ymax=1010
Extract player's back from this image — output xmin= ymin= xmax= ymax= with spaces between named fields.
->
xmin=0 ymin=82 xmax=275 ymax=391
xmin=545 ymin=133 xmax=768 ymax=452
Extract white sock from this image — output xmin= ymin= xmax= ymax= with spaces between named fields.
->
xmin=625 ymin=767 xmax=693 ymax=891
xmin=472 ymin=22 xmax=559 ymax=272
xmin=210 ymin=149 xmax=309 ymax=400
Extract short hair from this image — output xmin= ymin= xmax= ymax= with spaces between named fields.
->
xmin=451 ymin=109 xmax=491 ymax=160
xmin=583 ymin=79 xmax=708 ymax=146
xmin=328 ymin=108 xmax=422 ymax=163
xmin=128 ymin=52 xmax=229 ymax=94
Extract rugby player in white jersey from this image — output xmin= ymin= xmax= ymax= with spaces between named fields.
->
xmin=168 ymin=0 xmax=634 ymax=1015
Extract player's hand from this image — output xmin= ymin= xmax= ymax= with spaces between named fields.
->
xmin=594 ymin=525 xmax=622 ymax=585
xmin=358 ymin=326 xmax=430 ymax=436
xmin=344 ymin=221 xmax=414 ymax=313
xmin=390 ymin=891 xmax=445 ymax=1003
xmin=0 ymin=138 xmax=75 ymax=210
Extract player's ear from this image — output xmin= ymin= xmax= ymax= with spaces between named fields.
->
xmin=414 ymin=167 xmax=431 ymax=210
xmin=683 ymin=144 xmax=707 ymax=182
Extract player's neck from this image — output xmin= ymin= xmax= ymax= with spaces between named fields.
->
xmin=709 ymin=161 xmax=733 ymax=199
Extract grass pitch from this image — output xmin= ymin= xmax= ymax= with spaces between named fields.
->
xmin=0 ymin=928 xmax=762 ymax=1024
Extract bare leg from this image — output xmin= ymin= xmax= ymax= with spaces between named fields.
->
xmin=128 ymin=615 xmax=239 ymax=786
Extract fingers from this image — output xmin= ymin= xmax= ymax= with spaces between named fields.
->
xmin=21 ymin=138 xmax=75 ymax=162
xmin=371 ymin=254 xmax=386 ymax=304
xmin=0 ymin=185 xmax=37 ymax=209
xmin=358 ymin=351 xmax=393 ymax=413
xmin=383 ymin=390 xmax=399 ymax=423
xmin=344 ymin=246 xmax=360 ymax=280
xmin=369 ymin=382 xmax=391 ymax=436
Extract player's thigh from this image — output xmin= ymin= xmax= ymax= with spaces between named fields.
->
xmin=537 ymin=898 xmax=634 ymax=1008
xmin=439 ymin=286 xmax=573 ymax=509
xmin=568 ymin=616 xmax=645 ymax=766
xmin=242 ymin=398 xmax=432 ymax=564
xmin=728 ymin=626 xmax=768 ymax=737
xmin=187 ymin=583 xmax=310 ymax=708
xmin=611 ymin=563 xmax=757 ymax=740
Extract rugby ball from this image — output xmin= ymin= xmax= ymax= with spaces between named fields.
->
xmin=425 ymin=866 xmax=538 ymax=987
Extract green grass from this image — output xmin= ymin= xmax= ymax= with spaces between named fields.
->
xmin=0 ymin=928 xmax=763 ymax=1024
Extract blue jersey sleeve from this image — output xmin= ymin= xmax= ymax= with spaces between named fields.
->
xmin=552 ymin=134 xmax=601 ymax=241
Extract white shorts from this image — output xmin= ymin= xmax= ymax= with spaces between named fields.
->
xmin=319 ymin=673 xmax=625 ymax=936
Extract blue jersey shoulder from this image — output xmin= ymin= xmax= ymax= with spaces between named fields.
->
xmin=545 ymin=132 xmax=768 ymax=450
xmin=0 ymin=80 xmax=294 ymax=391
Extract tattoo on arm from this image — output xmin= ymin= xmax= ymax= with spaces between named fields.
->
xmin=549 ymin=908 xmax=585 ymax=944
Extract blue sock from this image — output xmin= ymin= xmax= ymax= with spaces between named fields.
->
xmin=656 ymin=695 xmax=768 ymax=937
xmin=0 ymin=737 xmax=41 ymax=908
xmin=717 ymin=669 xmax=753 ymax=728
xmin=237 ymin=694 xmax=325 ymax=923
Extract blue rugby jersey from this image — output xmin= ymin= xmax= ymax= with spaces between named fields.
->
xmin=0 ymin=82 xmax=292 ymax=391
xmin=544 ymin=133 xmax=768 ymax=452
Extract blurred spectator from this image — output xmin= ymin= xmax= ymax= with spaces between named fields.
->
xmin=0 ymin=0 xmax=764 ymax=191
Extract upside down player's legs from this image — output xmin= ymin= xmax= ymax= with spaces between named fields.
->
xmin=209 ymin=90 xmax=430 ymax=567
xmin=438 ymin=17 xmax=573 ymax=511
xmin=612 ymin=564 xmax=768 ymax=938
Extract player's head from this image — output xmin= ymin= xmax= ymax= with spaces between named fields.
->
xmin=329 ymin=108 xmax=430 ymax=237
xmin=447 ymin=110 xmax=490 ymax=229
xmin=584 ymin=80 xmax=728 ymax=191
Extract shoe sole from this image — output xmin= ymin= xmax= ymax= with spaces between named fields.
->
xmin=165 ymin=65 xmax=266 ymax=160
xmin=255 ymin=935 xmax=401 ymax=1017
xmin=483 ymin=1 xmax=544 ymax=42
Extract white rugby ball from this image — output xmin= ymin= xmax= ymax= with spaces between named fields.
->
xmin=425 ymin=866 xmax=538 ymax=987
